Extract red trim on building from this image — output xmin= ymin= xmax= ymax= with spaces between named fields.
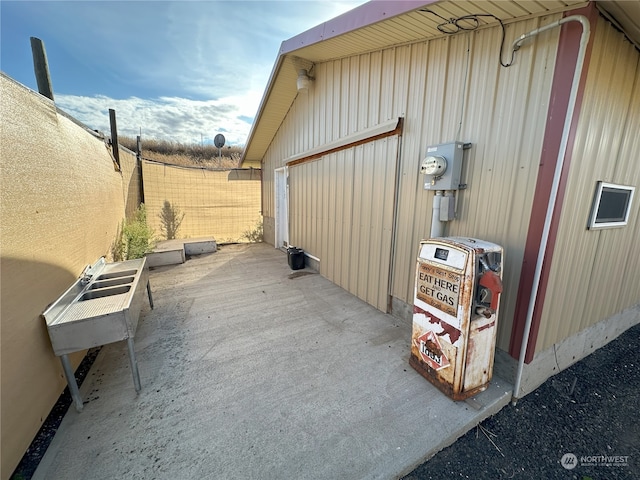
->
xmin=509 ymin=4 xmax=598 ymax=363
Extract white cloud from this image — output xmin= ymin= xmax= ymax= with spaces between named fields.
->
xmin=49 ymin=1 xmax=368 ymax=146
xmin=57 ymin=91 xmax=263 ymax=146
xmin=33 ymin=1 xmax=364 ymax=101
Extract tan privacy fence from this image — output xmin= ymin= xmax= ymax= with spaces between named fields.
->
xmin=1 ymin=73 xmax=141 ymax=477
xmin=142 ymin=160 xmax=262 ymax=242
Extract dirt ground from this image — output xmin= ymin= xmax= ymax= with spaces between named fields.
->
xmin=403 ymin=322 xmax=640 ymax=480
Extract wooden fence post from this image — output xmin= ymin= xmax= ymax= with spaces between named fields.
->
xmin=137 ymin=135 xmax=145 ymax=203
xmin=30 ymin=37 xmax=54 ymax=101
xmin=109 ymin=109 xmax=120 ymax=169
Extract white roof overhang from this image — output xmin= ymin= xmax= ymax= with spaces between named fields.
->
xmin=241 ymin=0 xmax=639 ymax=167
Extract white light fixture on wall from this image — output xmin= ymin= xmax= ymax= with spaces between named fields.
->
xmin=296 ymin=69 xmax=311 ymax=92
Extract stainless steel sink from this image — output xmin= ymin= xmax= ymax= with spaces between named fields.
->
xmin=96 ymin=269 xmax=138 ymax=280
xmin=79 ymin=285 xmax=131 ymax=300
xmin=88 ymin=276 xmax=135 ymax=290
xmin=42 ymin=257 xmax=154 ymax=411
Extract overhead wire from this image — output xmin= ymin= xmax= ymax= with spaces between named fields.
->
xmin=420 ymin=11 xmax=516 ymax=67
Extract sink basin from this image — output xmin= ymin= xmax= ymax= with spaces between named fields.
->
xmin=42 ymin=256 xmax=154 ymax=412
xmin=43 ymin=258 xmax=150 ymax=348
xmin=96 ymin=269 xmax=138 ymax=280
xmin=79 ymin=285 xmax=131 ymax=301
xmin=89 ymin=277 xmax=135 ymax=290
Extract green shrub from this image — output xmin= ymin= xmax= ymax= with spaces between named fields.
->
xmin=112 ymin=204 xmax=155 ymax=260
xmin=159 ymin=200 xmax=185 ymax=240
xmin=110 ymin=221 xmax=125 ymax=262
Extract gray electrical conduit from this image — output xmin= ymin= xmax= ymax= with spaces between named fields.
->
xmin=512 ymin=15 xmax=590 ymax=406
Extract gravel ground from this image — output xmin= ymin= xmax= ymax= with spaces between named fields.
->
xmin=403 ymin=323 xmax=640 ymax=480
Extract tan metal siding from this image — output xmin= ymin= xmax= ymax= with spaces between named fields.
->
xmin=288 ymin=136 xmax=399 ymax=311
xmin=261 ymin=45 xmax=404 ymax=221
xmin=244 ymin=1 xmax=588 ymax=164
xmin=263 ymin=15 xmax=562 ymax=331
xmin=392 ymin=17 xmax=561 ymax=350
xmin=537 ymin=18 xmax=640 ymax=352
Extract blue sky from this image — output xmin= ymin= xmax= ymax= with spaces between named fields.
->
xmin=1 ymin=0 xmax=365 ymax=146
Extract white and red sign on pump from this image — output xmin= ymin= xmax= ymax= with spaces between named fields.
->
xmin=413 ymin=330 xmax=450 ymax=371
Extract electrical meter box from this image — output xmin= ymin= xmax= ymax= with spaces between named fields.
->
xmin=410 ymin=237 xmax=503 ymax=400
xmin=421 ymin=142 xmax=468 ymax=190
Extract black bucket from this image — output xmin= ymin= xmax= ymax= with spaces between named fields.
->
xmin=287 ymin=247 xmax=305 ymax=270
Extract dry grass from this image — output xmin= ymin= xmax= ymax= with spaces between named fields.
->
xmin=119 ymin=136 xmax=243 ymax=169
xmin=145 ymin=151 xmax=240 ymax=169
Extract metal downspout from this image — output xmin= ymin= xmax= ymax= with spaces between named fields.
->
xmin=512 ymin=15 xmax=590 ymax=405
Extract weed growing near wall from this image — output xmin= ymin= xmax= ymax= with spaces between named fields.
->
xmin=112 ymin=204 xmax=155 ymax=260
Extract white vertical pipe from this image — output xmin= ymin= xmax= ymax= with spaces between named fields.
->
xmin=512 ymin=15 xmax=590 ymax=404
xmin=430 ymin=191 xmax=444 ymax=238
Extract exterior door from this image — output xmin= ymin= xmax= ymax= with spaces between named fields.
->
xmin=274 ymin=167 xmax=289 ymax=249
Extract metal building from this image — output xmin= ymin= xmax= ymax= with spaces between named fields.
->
xmin=242 ymin=0 xmax=640 ymax=399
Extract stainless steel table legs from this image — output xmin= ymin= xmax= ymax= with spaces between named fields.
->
xmin=59 ymin=338 xmax=142 ymax=413
xmin=60 ymin=354 xmax=84 ymax=412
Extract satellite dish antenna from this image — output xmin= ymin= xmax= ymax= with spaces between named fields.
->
xmin=214 ymin=134 xmax=225 ymax=148
xmin=214 ymin=134 xmax=226 ymax=162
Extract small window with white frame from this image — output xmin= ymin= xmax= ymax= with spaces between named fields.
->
xmin=587 ymin=181 xmax=635 ymax=229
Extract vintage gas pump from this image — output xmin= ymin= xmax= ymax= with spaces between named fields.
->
xmin=410 ymin=237 xmax=503 ymax=400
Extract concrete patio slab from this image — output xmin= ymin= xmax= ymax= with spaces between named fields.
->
xmin=33 ymin=243 xmax=511 ymax=480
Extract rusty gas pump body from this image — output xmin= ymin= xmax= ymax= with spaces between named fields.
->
xmin=410 ymin=237 xmax=503 ymax=400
